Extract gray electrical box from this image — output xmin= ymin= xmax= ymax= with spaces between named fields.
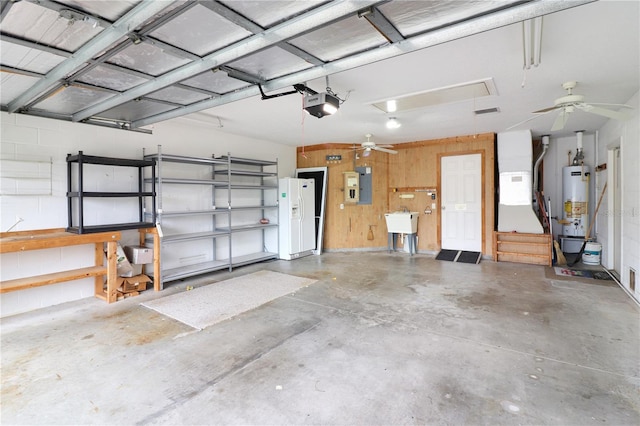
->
xmin=356 ymin=166 xmax=372 ymax=205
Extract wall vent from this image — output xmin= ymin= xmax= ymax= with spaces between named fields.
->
xmin=474 ymin=107 xmax=500 ymax=115
xmin=630 ymin=268 xmax=636 ymax=292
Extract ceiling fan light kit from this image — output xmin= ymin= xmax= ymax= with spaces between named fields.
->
xmin=357 ymin=134 xmax=399 ymax=155
xmin=509 ymin=81 xmax=634 ymax=132
xmin=386 ymin=117 xmax=401 ymax=129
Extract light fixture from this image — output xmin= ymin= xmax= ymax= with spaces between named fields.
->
xmin=522 ymin=16 xmax=542 ymax=69
xmin=386 ymin=117 xmax=401 ymax=129
xmin=386 ymin=100 xmax=397 ymax=112
xmin=303 ymin=92 xmax=339 ymax=118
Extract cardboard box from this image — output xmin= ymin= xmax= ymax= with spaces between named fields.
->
xmin=124 ymin=245 xmax=153 ymax=264
xmin=115 ymin=243 xmax=134 ymax=277
xmin=116 ymin=274 xmax=150 ymax=293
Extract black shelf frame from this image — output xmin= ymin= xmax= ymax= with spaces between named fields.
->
xmin=66 ymin=151 xmax=157 ymax=234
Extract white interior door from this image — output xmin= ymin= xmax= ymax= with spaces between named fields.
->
xmin=441 ymin=153 xmax=482 ymax=251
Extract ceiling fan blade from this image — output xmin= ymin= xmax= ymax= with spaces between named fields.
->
xmin=551 ymin=109 xmax=569 ymax=131
xmin=588 ymin=102 xmax=633 ymax=109
xmin=378 ymin=144 xmax=394 ymax=148
xmin=374 ymin=146 xmax=398 ymax=154
xmin=506 ymin=109 xmax=555 ymax=131
xmin=533 ymin=105 xmax=559 ymax=113
xmin=576 ymin=104 xmax=631 ymax=120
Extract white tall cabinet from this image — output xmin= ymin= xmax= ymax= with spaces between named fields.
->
xmin=144 ymin=146 xmax=278 ymax=288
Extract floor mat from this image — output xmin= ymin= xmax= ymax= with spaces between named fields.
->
xmin=435 ymin=249 xmax=459 ymax=261
xmin=141 ymin=270 xmax=317 ymax=330
xmin=435 ymin=250 xmax=482 ymax=264
xmin=554 ymin=267 xmax=613 ymax=281
xmin=457 ymin=251 xmax=482 ymax=264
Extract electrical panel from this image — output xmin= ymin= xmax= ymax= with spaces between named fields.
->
xmin=343 ymin=171 xmax=359 ymax=203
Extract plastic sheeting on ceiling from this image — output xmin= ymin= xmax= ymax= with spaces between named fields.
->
xmin=0 ymin=0 xmax=591 ymax=132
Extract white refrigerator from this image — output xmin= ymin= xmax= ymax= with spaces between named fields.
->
xmin=279 ymin=178 xmax=316 ymax=260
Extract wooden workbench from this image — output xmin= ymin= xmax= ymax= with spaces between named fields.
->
xmin=0 ymin=228 xmax=122 ymax=303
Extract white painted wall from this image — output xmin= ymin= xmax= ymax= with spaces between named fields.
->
xmin=595 ymin=91 xmax=639 ymax=302
xmin=542 ymin=91 xmax=639 ymax=303
xmin=0 ymin=112 xmax=296 ymax=317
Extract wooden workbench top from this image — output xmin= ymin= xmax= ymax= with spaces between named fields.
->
xmin=0 ymin=228 xmax=121 ymax=253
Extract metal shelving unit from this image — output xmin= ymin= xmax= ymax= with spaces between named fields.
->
xmin=144 ymin=146 xmax=278 ymax=287
xmin=66 ymin=151 xmax=156 ymax=234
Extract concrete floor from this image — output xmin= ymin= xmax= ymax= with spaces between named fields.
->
xmin=1 ymin=252 xmax=639 ymax=425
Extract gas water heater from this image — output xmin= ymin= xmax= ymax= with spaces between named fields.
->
xmin=562 ymin=165 xmax=590 ymax=237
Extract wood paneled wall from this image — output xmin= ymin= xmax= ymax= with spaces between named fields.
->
xmin=296 ymin=133 xmax=496 ymax=255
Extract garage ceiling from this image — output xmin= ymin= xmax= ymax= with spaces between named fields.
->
xmin=1 ymin=0 xmax=638 ymax=146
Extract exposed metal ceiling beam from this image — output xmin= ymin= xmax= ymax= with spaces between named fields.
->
xmin=219 ymin=65 xmax=265 ymax=85
xmin=1 ymin=64 xmax=44 ymax=79
xmin=24 ymin=0 xmax=112 ymax=28
xmin=72 ymin=1 xmax=383 ymax=123
xmin=360 ymin=6 xmax=404 ymax=43
xmin=0 ymin=0 xmax=16 ymax=21
xmin=0 ymin=33 xmax=72 ymax=58
xmin=132 ymin=0 xmax=596 ymax=128
xmin=197 ymin=1 xmax=324 ymax=66
xmin=6 ymin=0 xmax=174 ymax=113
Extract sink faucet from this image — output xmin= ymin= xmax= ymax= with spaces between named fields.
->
xmin=399 ymin=205 xmax=409 ymax=212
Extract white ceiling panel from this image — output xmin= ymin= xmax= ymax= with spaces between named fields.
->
xmin=289 ymin=15 xmax=387 ymax=62
xmin=220 ymin=0 xmax=326 ymax=27
xmin=76 ymin=65 xmax=148 ymax=91
xmin=147 ymin=86 xmax=211 ymax=105
xmin=32 ymin=85 xmax=114 ymax=115
xmin=148 ymin=3 xmax=252 ymax=57
xmin=378 ymin=0 xmax=522 ymax=36
xmin=107 ymin=42 xmax=191 ymax=76
xmin=56 ymin=0 xmax=141 ymax=22
xmin=0 ymin=41 xmax=66 ymax=74
xmin=97 ymin=99 xmax=176 ymax=122
xmin=0 ymin=73 xmax=40 ymax=105
xmin=181 ymin=71 xmax=249 ymax=95
xmin=227 ymin=46 xmax=314 ymax=81
xmin=2 ymin=0 xmax=103 ymax=52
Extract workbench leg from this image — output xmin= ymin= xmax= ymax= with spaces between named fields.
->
xmin=106 ymin=241 xmax=118 ymax=303
xmin=94 ymin=242 xmax=104 ymax=295
xmin=152 ymin=232 xmax=161 ymax=291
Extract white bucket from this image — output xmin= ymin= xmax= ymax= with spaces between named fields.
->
xmin=582 ymin=242 xmax=602 ymax=265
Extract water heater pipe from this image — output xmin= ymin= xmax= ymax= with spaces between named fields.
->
xmin=533 ymin=135 xmax=550 ymax=194
xmin=572 ymin=131 xmax=585 ymax=165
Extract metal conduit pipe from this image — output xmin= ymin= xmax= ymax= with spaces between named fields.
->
xmin=533 ymin=135 xmax=550 ymax=195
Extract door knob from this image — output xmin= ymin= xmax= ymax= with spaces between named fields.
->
xmin=442 ymin=206 xmax=446 ymax=210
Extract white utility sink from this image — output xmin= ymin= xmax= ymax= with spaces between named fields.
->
xmin=384 ymin=211 xmax=419 ymax=234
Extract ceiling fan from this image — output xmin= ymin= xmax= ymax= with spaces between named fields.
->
xmin=355 ymin=134 xmax=398 ymax=156
xmin=509 ymin=81 xmax=633 ymax=131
